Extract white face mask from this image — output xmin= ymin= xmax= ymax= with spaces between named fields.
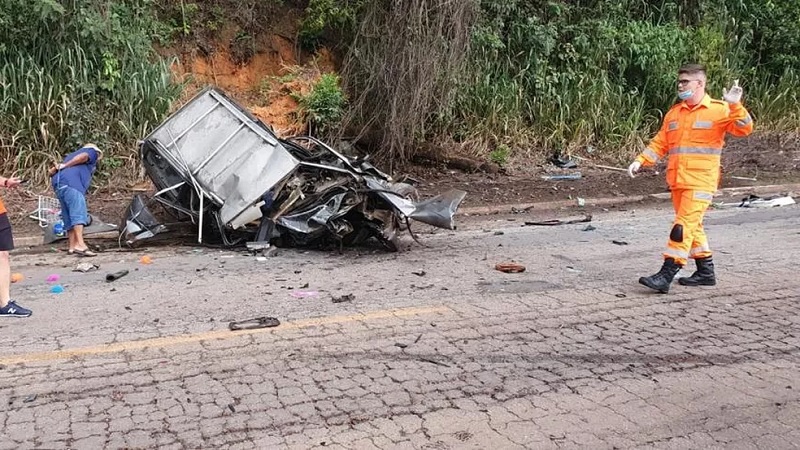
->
xmin=678 ymin=90 xmax=694 ymax=100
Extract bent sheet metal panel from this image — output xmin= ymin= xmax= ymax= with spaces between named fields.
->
xmin=144 ymin=87 xmax=299 ymax=227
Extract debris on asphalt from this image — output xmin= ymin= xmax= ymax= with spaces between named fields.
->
xmin=582 ymin=225 xmax=596 ymax=231
xmin=412 ymin=270 xmax=426 ymax=277
xmin=713 ymin=194 xmax=797 ymax=209
xmin=524 ymin=214 xmax=592 ymax=226
xmin=493 ymin=231 xmax=505 ymax=236
xmin=10 ymin=273 xmax=24 ymax=283
xmin=612 ymin=240 xmax=629 ymax=245
xmin=566 ymin=266 xmax=582 ymax=273
xmin=23 ymin=394 xmax=37 ymax=403
xmin=106 ymin=270 xmax=130 ymax=282
xmin=140 ymin=255 xmax=153 ymax=265
xmin=50 ymin=285 xmax=64 ymax=294
xmin=394 ymin=342 xmax=408 ymax=349
xmin=615 ymin=293 xmax=627 ymax=298
xmin=739 ymin=194 xmax=795 ymax=208
xmin=28 ymin=195 xmax=118 ymax=245
xmin=46 ymin=274 xmax=60 ymax=283
xmin=73 ymin=262 xmax=99 ymax=273
xmin=289 ymin=290 xmax=319 ymax=299
xmin=120 ymin=87 xmax=467 ymax=252
xmin=730 ymin=176 xmax=757 ymax=181
xmin=576 ymin=197 xmax=586 ymax=207
xmin=495 ymin=262 xmax=526 ymax=273
xmin=419 ymin=357 xmax=451 ymax=367
xmin=331 ymin=293 xmax=355 ymax=303
xmin=228 ymin=316 xmax=280 ymax=331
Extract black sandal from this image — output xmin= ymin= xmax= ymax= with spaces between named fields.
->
xmin=228 ymin=317 xmax=280 ymax=331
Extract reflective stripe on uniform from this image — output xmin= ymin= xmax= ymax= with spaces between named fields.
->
xmin=668 ymin=147 xmax=722 ymax=156
xmin=690 ymin=244 xmax=711 ymax=256
xmin=668 ymin=121 xmax=679 ymax=131
xmin=693 ymin=191 xmax=714 ymax=201
xmin=736 ymin=114 xmax=753 ymax=127
xmin=664 ymin=248 xmax=689 ymax=260
xmin=692 ymin=120 xmax=713 ymax=129
xmin=643 ymin=148 xmax=660 ymax=161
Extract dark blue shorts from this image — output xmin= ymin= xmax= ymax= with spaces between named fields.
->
xmin=0 ymin=213 xmax=14 ymax=251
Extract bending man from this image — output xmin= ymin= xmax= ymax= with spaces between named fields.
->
xmin=48 ymin=143 xmax=103 ymax=257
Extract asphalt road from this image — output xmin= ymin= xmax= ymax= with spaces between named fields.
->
xmin=1 ymin=200 xmax=798 ymax=449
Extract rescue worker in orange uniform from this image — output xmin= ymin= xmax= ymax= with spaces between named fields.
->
xmin=628 ymin=63 xmax=754 ymax=293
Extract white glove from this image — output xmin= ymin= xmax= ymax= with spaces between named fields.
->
xmin=722 ymin=79 xmax=743 ymax=104
xmin=628 ymin=161 xmax=641 ymax=178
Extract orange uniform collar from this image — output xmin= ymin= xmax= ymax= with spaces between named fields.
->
xmin=681 ymin=93 xmax=712 ymax=110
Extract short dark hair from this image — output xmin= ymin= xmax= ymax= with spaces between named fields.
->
xmin=678 ymin=64 xmax=706 ymax=77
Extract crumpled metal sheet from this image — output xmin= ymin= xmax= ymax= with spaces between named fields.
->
xmin=143 ymin=88 xmax=299 ymax=227
xmin=409 ymin=189 xmax=468 ymax=230
xmin=121 ymin=194 xmax=169 ymax=244
xmin=277 ymin=190 xmax=359 ymax=237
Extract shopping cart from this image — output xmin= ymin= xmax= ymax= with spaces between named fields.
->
xmin=27 ymin=195 xmax=67 ymax=244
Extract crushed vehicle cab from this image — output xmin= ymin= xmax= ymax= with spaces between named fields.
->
xmin=122 ymin=87 xmax=466 ymax=252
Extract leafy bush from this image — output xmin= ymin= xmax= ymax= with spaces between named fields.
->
xmin=490 ymin=145 xmax=511 ymax=166
xmin=299 ymin=0 xmax=363 ymax=50
xmin=297 ymin=74 xmax=347 ymax=136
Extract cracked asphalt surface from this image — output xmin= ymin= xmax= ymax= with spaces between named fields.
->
xmin=1 ymin=200 xmax=798 ymax=449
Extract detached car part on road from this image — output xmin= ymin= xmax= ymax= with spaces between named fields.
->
xmin=121 ymin=87 xmax=466 ymax=251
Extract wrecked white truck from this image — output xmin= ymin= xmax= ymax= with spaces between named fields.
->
xmin=121 ymin=87 xmax=466 ymax=251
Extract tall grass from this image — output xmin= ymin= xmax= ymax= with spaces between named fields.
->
xmin=745 ymin=69 xmax=800 ymax=133
xmin=0 ymin=0 xmax=182 ymax=187
xmin=0 ymin=44 xmax=181 ymax=186
xmin=436 ymin=0 xmax=800 ymax=164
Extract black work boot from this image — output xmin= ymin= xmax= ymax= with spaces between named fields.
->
xmin=678 ymin=256 xmax=716 ymax=286
xmin=639 ymin=258 xmax=683 ymax=294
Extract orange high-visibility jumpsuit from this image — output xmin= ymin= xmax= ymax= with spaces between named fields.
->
xmin=635 ymin=94 xmax=753 ymax=265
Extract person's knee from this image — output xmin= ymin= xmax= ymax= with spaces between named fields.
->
xmin=670 ymin=224 xmax=684 ymax=243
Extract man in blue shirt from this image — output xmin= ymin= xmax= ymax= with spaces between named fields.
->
xmin=48 ymin=143 xmax=103 ymax=256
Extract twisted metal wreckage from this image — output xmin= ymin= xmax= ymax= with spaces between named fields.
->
xmin=121 ymin=88 xmax=467 ymax=252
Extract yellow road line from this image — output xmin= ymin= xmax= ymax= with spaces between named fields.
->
xmin=0 ymin=305 xmax=450 ymax=365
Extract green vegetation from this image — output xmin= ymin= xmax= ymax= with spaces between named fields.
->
xmin=299 ymin=0 xmax=363 ymax=50
xmin=490 ymin=144 xmax=511 ymax=167
xmin=332 ymin=0 xmax=800 ymax=165
xmin=296 ymin=74 xmax=348 ymax=137
xmin=0 ymin=0 xmax=181 ymax=185
xmin=447 ymin=0 xmax=800 ymax=162
xmin=3 ymin=0 xmax=799 ymax=184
